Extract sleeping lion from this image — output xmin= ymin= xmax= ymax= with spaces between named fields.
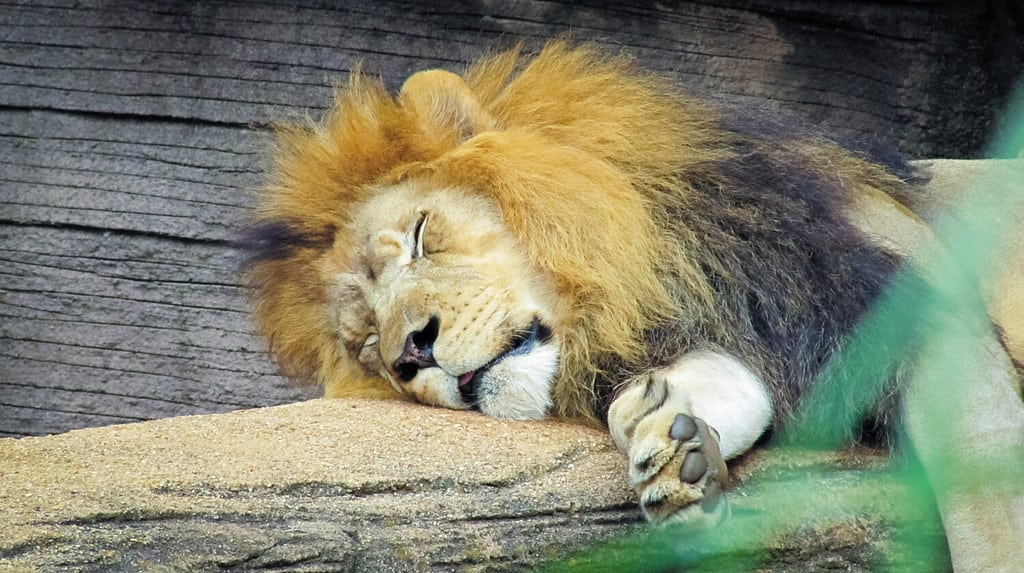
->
xmin=243 ymin=42 xmax=1024 ymax=568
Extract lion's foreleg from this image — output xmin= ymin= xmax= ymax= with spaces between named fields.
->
xmin=607 ymin=351 xmax=772 ymax=525
xmin=903 ymin=323 xmax=1024 ymax=573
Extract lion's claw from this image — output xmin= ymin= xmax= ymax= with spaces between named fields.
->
xmin=701 ymin=480 xmax=724 ymax=512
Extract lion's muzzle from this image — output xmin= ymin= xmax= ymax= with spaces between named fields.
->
xmin=456 ymin=317 xmax=553 ymax=408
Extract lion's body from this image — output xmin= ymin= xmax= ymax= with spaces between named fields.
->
xmin=244 ymin=41 xmax=1024 ymax=568
xmin=246 ymin=42 xmax=926 ymax=428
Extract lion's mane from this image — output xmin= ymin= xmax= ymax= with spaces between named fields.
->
xmin=244 ymin=42 xmax=922 ymax=426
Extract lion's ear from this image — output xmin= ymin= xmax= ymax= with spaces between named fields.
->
xmin=399 ymin=70 xmax=496 ymax=144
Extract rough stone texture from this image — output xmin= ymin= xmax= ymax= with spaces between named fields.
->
xmin=0 ymin=399 xmax=949 ymax=572
xmin=0 ymin=400 xmax=636 ymax=571
xmin=2 ymin=0 xmax=1022 ymax=438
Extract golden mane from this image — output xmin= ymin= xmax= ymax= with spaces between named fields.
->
xmin=411 ymin=44 xmax=731 ymax=417
xmin=246 ymin=41 xmax=908 ymax=422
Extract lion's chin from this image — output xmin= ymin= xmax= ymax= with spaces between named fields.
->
xmin=472 ymin=344 xmax=559 ymax=420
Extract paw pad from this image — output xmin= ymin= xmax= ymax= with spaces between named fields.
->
xmin=679 ymin=451 xmax=707 ymax=483
xmin=669 ymin=413 xmax=698 ymax=441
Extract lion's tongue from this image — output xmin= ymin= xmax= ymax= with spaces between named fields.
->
xmin=458 ymin=370 xmax=476 ymax=388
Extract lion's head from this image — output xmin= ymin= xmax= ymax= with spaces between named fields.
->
xmin=326 ymin=181 xmax=561 ymax=419
xmin=244 ymin=42 xmax=727 ymax=423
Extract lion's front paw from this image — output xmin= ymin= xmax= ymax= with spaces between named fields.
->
xmin=634 ymin=412 xmax=729 ymax=526
xmin=610 ymin=372 xmax=731 ymax=527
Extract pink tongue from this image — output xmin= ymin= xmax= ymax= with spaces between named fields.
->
xmin=458 ymin=370 xmax=476 ymax=387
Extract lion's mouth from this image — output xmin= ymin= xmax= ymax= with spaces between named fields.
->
xmin=458 ymin=317 xmax=552 ymax=407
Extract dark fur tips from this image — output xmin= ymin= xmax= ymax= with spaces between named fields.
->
xmin=236 ymin=220 xmax=335 ymax=268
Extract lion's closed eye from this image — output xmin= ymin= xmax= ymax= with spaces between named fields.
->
xmin=413 ymin=211 xmax=429 ymax=259
xmin=362 ymin=333 xmax=379 ymax=349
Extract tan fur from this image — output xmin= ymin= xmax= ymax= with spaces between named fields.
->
xmin=914 ymin=159 xmax=1024 ymax=373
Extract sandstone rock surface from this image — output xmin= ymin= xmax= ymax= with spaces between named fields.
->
xmin=1 ymin=399 xmax=636 ymax=571
xmin=1 ymin=399 xmax=948 ymax=572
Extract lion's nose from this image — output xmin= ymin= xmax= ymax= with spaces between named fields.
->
xmin=393 ymin=315 xmax=440 ymax=381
